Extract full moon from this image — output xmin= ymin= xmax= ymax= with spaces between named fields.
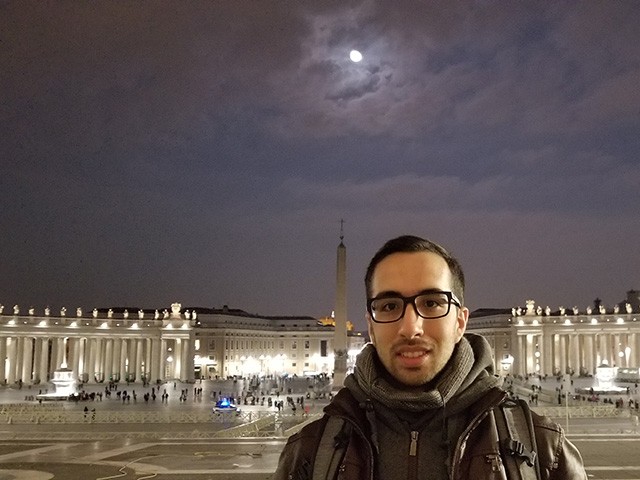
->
xmin=349 ymin=50 xmax=363 ymax=63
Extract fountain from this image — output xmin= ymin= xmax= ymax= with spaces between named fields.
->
xmin=36 ymin=366 xmax=78 ymax=401
xmin=576 ymin=361 xmax=627 ymax=395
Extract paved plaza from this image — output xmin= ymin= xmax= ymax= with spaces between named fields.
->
xmin=0 ymin=378 xmax=639 ymax=479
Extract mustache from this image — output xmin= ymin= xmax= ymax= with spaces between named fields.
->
xmin=391 ymin=339 xmax=434 ymax=350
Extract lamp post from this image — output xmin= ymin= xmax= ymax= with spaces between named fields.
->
xmin=166 ymin=355 xmax=173 ymax=381
xmin=563 ymin=374 xmax=570 ymax=433
xmin=500 ymin=355 xmax=514 ymax=377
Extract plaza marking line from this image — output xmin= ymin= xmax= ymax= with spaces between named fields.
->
xmin=586 ymin=466 xmax=640 ymax=470
xmin=571 ymin=437 xmax=640 ymax=441
xmin=0 ymin=470 xmax=54 ymax=480
xmin=90 ymin=459 xmax=277 ymax=476
xmin=0 ymin=443 xmax=80 ymax=462
xmin=80 ymin=442 xmax=159 ymax=462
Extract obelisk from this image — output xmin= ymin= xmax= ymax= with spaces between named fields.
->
xmin=333 ymin=220 xmax=348 ymax=390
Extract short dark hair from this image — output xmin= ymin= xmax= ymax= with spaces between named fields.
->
xmin=364 ymin=235 xmax=465 ymax=305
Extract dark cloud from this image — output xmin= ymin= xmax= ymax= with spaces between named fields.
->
xmin=1 ymin=1 xmax=639 ymax=330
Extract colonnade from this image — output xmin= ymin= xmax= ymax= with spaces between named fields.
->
xmin=516 ymin=331 xmax=640 ymax=376
xmin=0 ymin=333 xmax=195 ymax=385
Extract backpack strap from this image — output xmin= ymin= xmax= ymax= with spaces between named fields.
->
xmin=495 ymin=399 xmax=541 ymax=480
xmin=313 ymin=416 xmax=350 ymax=480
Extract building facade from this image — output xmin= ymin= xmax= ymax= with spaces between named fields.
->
xmin=5 ymin=290 xmax=638 ymax=386
xmin=0 ymin=303 xmax=365 ymax=386
xmin=192 ymin=306 xmax=365 ymax=379
xmin=467 ymin=291 xmax=640 ymax=378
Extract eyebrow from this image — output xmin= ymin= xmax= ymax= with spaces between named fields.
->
xmin=370 ymin=288 xmax=449 ymax=299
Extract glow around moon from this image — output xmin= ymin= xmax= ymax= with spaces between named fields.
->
xmin=349 ymin=50 xmax=363 ymax=62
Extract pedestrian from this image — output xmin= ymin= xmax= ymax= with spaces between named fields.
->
xmin=274 ymin=235 xmax=587 ymax=480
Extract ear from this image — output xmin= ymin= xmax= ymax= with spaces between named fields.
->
xmin=366 ymin=312 xmax=377 ymax=345
xmin=455 ymin=307 xmax=469 ymax=342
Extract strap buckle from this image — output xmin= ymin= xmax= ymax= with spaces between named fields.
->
xmin=504 ymin=438 xmax=537 ymax=467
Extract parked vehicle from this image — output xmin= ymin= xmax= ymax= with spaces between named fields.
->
xmin=213 ymin=398 xmax=241 ymax=414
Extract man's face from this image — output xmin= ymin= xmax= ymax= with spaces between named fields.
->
xmin=366 ymin=251 xmax=469 ymax=387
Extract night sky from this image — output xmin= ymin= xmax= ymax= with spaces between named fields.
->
xmin=2 ymin=2 xmax=639 ymax=331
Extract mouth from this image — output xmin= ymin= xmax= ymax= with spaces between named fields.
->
xmin=398 ymin=350 xmax=427 ymax=358
xmin=395 ymin=347 xmax=432 ymax=367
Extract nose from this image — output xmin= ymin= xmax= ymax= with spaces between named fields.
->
xmin=396 ymin=301 xmax=424 ymax=339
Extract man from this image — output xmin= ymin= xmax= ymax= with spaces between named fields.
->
xmin=274 ymin=235 xmax=587 ymax=480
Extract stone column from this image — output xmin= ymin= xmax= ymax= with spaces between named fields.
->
xmin=571 ymin=334 xmax=580 ymax=375
xmin=127 ymin=339 xmax=136 ymax=381
xmin=51 ymin=337 xmax=61 ymax=370
xmin=553 ymin=334 xmax=561 ymax=374
xmin=49 ymin=338 xmax=57 ymax=372
xmin=119 ymin=339 xmax=127 ymax=382
xmin=514 ymin=335 xmax=523 ymax=376
xmin=151 ymin=338 xmax=162 ymax=382
xmin=15 ymin=336 xmax=25 ymax=383
xmin=7 ymin=338 xmax=17 ymax=384
xmin=145 ymin=338 xmax=152 ymax=383
xmin=87 ymin=338 xmax=96 ymax=382
xmin=111 ymin=338 xmax=120 ymax=381
xmin=180 ymin=339 xmax=189 ymax=381
xmin=559 ymin=335 xmax=567 ymax=374
xmin=104 ymin=339 xmax=114 ymax=381
xmin=607 ymin=334 xmax=614 ymax=365
xmin=622 ymin=334 xmax=629 ymax=367
xmin=71 ymin=338 xmax=79 ymax=377
xmin=174 ymin=339 xmax=182 ymax=380
xmin=0 ymin=337 xmax=7 ymax=383
xmin=135 ymin=339 xmax=143 ymax=382
xmin=543 ymin=332 xmax=553 ymax=376
xmin=94 ymin=338 xmax=103 ymax=382
xmin=525 ymin=334 xmax=534 ymax=374
xmin=38 ymin=338 xmax=49 ymax=382
xmin=21 ymin=337 xmax=33 ymax=384
xmin=597 ymin=334 xmax=603 ymax=366
xmin=186 ymin=337 xmax=195 ymax=383
xmin=161 ymin=338 xmax=169 ymax=380
xmin=584 ymin=335 xmax=594 ymax=375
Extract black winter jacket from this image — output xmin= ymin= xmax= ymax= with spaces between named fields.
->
xmin=273 ymin=387 xmax=587 ymax=480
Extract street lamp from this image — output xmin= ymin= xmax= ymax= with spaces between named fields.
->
xmin=500 ymin=355 xmax=514 ymax=376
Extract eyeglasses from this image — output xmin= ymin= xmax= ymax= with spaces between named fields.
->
xmin=367 ymin=290 xmax=461 ymax=323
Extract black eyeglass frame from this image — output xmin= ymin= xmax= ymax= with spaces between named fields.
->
xmin=367 ymin=289 xmax=462 ymax=323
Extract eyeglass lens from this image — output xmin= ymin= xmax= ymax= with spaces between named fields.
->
xmin=370 ymin=292 xmax=453 ymax=322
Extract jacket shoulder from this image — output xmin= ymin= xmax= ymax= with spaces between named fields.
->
xmin=272 ymin=416 xmax=329 ymax=480
xmin=529 ymin=407 xmax=587 ymax=480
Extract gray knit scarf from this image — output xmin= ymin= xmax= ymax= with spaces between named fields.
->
xmin=346 ymin=335 xmax=494 ymax=412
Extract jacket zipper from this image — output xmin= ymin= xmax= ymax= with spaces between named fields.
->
xmin=408 ymin=430 xmax=419 ymax=480
xmin=485 ymin=454 xmax=503 ymax=472
xmin=334 ymin=415 xmax=376 ymax=479
xmin=450 ymin=389 xmax=507 ymax=479
xmin=409 ymin=431 xmax=418 ymax=456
